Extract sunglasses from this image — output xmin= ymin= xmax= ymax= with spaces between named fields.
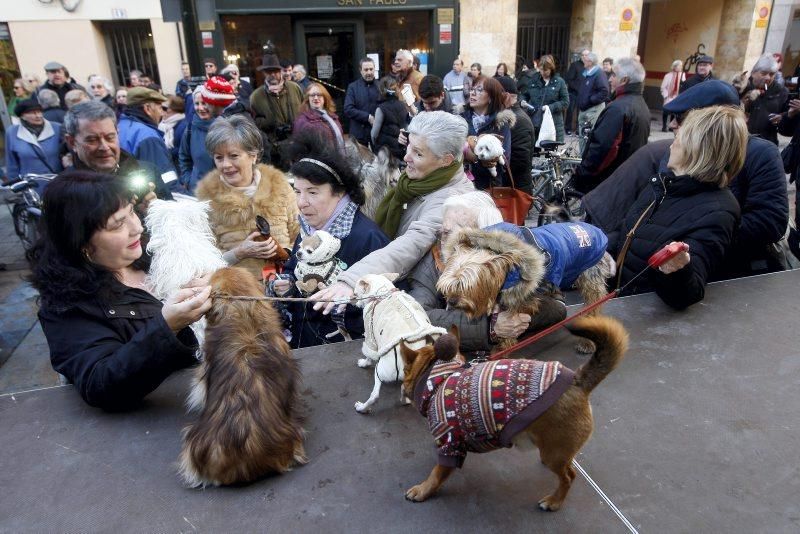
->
xmin=204 ymin=64 xmax=215 ymax=68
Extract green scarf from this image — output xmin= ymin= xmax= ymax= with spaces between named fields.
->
xmin=374 ymin=161 xmax=461 ymax=238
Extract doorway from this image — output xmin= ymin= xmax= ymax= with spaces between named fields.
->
xmin=295 ymin=20 xmax=364 ymax=131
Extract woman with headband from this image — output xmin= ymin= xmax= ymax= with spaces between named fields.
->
xmin=195 ymin=115 xmax=299 ymax=282
xmin=270 ymin=130 xmax=390 ymax=348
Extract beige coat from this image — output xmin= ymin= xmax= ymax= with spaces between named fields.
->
xmin=195 ymin=164 xmax=300 ymax=280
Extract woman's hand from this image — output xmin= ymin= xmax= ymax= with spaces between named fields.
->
xmin=273 ymin=279 xmax=292 ymax=296
xmin=310 ymin=281 xmax=354 ymax=315
xmin=162 ymin=284 xmax=212 ymax=332
xmin=657 ymin=242 xmax=691 ymax=274
xmin=235 ymin=232 xmax=279 ymax=260
xmin=464 ymin=136 xmax=478 ymax=163
xmin=494 ymin=311 xmax=531 ymax=339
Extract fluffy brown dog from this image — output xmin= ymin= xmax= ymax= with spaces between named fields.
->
xmin=178 ymin=267 xmax=306 ymax=487
xmin=401 ymin=315 xmax=628 ymax=511
xmin=438 ymin=226 xmax=614 ymax=353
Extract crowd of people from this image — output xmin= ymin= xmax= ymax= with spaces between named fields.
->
xmin=1 ymin=43 xmax=796 ymax=409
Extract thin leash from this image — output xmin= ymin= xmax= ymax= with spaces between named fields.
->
xmin=212 ymin=288 xmax=397 ymax=305
xmin=485 ymin=242 xmax=688 ymax=361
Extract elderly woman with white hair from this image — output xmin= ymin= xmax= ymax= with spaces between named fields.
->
xmin=745 ymin=53 xmax=788 ymax=145
xmin=88 ymin=75 xmax=115 ymax=108
xmin=406 ymin=190 xmax=567 ymax=352
xmin=311 ymin=110 xmax=475 ymax=314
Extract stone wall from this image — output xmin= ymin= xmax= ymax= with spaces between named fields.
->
xmin=459 ymin=0 xmax=519 ymax=74
xmin=569 ymin=0 xmax=596 ymax=53
xmin=569 ymin=0 xmax=643 ymax=60
xmin=715 ymin=0 xmax=774 ymax=83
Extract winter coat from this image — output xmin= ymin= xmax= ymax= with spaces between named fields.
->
xmin=282 ymin=211 xmax=390 ymax=348
xmin=43 ymin=107 xmax=65 ymax=124
xmin=462 ymin=109 xmax=516 ymax=190
xmin=680 ymin=72 xmax=715 ymax=93
xmin=337 ymin=168 xmax=475 ymax=287
xmin=565 ymin=60 xmax=584 ymax=94
xmin=35 ymin=79 xmax=86 ymax=110
xmin=507 ymin=102 xmax=534 ymax=193
xmin=584 ymin=136 xmax=789 ymax=276
xmin=372 ymin=98 xmax=408 ymax=160
xmin=605 ymin=172 xmax=740 ymax=310
xmin=343 ymin=78 xmax=380 ymax=145
xmin=178 ymin=115 xmax=214 ymax=193
xmin=778 ymin=110 xmax=800 ymax=233
xmin=249 ymin=81 xmax=304 ymax=142
xmin=743 ymin=79 xmax=788 ymax=145
xmin=195 ymin=163 xmax=300 ymax=281
xmin=38 ymin=280 xmax=198 ymax=411
xmin=118 ymin=110 xmax=178 ymax=186
xmin=660 ymin=71 xmax=685 ymax=106
xmin=4 ymin=120 xmax=63 ymax=180
xmin=576 ymin=67 xmax=609 ymax=111
xmin=575 ymin=82 xmax=651 ymax=192
xmin=521 ymin=73 xmax=570 ymax=141
xmin=292 ymin=109 xmax=344 ymax=147
xmin=237 ymin=79 xmax=254 ymax=102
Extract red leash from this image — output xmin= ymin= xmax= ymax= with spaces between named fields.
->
xmin=486 ymin=242 xmax=689 ymax=361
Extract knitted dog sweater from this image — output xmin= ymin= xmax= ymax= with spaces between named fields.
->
xmin=414 ymin=358 xmax=575 ymax=467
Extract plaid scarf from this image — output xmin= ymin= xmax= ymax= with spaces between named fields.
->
xmin=299 ymin=197 xmax=359 ymax=239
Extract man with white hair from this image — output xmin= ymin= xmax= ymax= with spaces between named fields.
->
xmin=744 ymin=53 xmax=788 ymax=145
xmin=576 ymin=50 xmax=609 ymax=144
xmin=394 ymin=49 xmax=424 ymax=99
xmin=574 ymin=57 xmax=650 ymax=193
xmin=407 ymin=191 xmax=567 ymax=353
xmin=292 ymin=64 xmax=312 ymax=91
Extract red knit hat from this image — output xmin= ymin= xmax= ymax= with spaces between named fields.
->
xmin=201 ymin=76 xmax=236 ymax=107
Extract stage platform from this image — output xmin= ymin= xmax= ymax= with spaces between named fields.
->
xmin=2 ymin=271 xmax=799 ymax=532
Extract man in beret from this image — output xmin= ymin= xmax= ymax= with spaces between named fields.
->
xmin=681 ymin=55 xmax=715 ymax=92
xmin=117 ymin=87 xmax=178 ymax=188
xmin=35 ymin=61 xmax=86 ymax=110
xmin=583 ymin=79 xmax=789 ymax=278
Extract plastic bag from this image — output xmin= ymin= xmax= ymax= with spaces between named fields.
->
xmin=535 ymin=106 xmax=556 ymax=148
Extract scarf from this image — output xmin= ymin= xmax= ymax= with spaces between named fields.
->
xmin=124 ymin=106 xmax=158 ymax=128
xmin=670 ymin=72 xmax=680 ymax=99
xmin=299 ymin=194 xmax=358 ymax=239
xmin=220 ymin=168 xmax=261 ymax=198
xmin=374 ymin=160 xmax=460 ymax=238
xmin=21 ymin=119 xmax=45 ymax=138
xmin=471 ymin=112 xmax=489 ymax=132
xmin=317 ymin=109 xmax=345 ymax=149
xmin=583 ymin=65 xmax=600 ymax=77
xmin=158 ymin=113 xmax=185 ymax=149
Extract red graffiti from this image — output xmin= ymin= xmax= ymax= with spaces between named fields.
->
xmin=666 ymin=22 xmax=689 ymax=44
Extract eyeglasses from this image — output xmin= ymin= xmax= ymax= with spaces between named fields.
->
xmin=161 ymin=106 xmax=169 ymax=111
xmin=469 ymin=86 xmax=485 ymax=94
xmin=308 ymin=93 xmax=324 ymax=98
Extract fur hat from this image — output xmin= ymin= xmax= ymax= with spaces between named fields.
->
xmin=14 ymin=98 xmax=43 ymax=116
xmin=201 ymin=76 xmax=236 ymax=107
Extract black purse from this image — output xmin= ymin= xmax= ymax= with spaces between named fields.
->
xmin=780 ymin=139 xmax=799 ymax=179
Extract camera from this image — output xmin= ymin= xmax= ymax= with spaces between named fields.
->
xmin=127 ymin=172 xmax=152 ymax=200
xmin=786 ymin=77 xmax=799 ymax=99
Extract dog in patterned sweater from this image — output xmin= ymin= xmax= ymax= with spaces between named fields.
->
xmin=400 ymin=315 xmax=628 ymax=511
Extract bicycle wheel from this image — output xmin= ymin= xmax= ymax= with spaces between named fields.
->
xmin=14 ymin=207 xmax=39 ymax=251
xmin=536 ymin=189 xmax=585 ymax=226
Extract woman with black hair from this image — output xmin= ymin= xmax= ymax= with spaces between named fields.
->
xmin=29 ymin=171 xmax=210 ymax=410
xmin=271 ymin=131 xmax=390 ymax=348
xmin=370 ymin=76 xmax=408 ymax=160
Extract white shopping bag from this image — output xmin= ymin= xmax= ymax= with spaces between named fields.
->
xmin=535 ymin=106 xmax=557 ymax=148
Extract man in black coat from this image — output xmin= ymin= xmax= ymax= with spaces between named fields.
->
xmin=740 ymin=54 xmax=788 ymax=145
xmin=564 ymin=52 xmax=585 ymax=134
xmin=574 ymin=57 xmax=650 ymax=193
xmin=35 ymin=61 xmax=86 ymax=110
xmin=344 ymin=57 xmax=380 ymax=147
xmin=681 ymin=55 xmax=715 ymax=92
xmin=584 ymin=79 xmax=789 ymax=279
xmin=497 ymin=76 xmax=534 ymax=194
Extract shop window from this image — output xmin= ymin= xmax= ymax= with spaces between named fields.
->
xmin=363 ymin=12 xmax=431 ymax=78
xmin=221 ymin=15 xmax=296 ymax=88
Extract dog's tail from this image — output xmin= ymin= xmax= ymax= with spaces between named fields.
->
xmin=567 ymin=315 xmax=628 ymax=394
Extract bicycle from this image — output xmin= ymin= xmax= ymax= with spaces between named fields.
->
xmin=528 ymin=141 xmax=584 ymax=226
xmin=1 ymin=173 xmax=56 ymax=252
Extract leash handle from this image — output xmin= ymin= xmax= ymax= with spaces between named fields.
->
xmin=648 ymin=242 xmax=689 ymax=269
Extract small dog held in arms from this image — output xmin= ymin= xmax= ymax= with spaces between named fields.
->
xmin=145 ymin=199 xmax=227 ymax=352
xmin=438 ymin=222 xmax=615 ymax=353
xmin=353 ymin=273 xmax=446 ymax=413
xmin=400 ymin=317 xmax=628 ymax=510
xmin=293 ymin=230 xmax=345 ymax=296
xmin=178 ymin=267 xmax=306 ymax=487
xmin=473 ymin=134 xmax=506 ymax=178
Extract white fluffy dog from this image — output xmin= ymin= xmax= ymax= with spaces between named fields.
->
xmin=294 ymin=230 xmax=344 ymax=296
xmin=145 ymin=199 xmax=227 ymax=353
xmin=474 ymin=134 xmax=506 ymax=177
xmin=353 ymin=274 xmax=446 ymax=413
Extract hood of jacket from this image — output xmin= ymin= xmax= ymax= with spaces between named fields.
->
xmin=453 ymin=226 xmax=545 ymax=311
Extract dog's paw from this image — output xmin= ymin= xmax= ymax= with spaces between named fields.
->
xmin=538 ymin=495 xmax=562 ymax=512
xmin=354 ymin=401 xmax=371 ymax=413
xmin=357 ymin=358 xmax=372 ymax=368
xmin=574 ymin=338 xmax=596 ymax=355
xmin=405 ymin=484 xmax=432 ymax=502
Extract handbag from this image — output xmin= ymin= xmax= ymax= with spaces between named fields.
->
xmin=489 ymin=162 xmax=534 ymax=226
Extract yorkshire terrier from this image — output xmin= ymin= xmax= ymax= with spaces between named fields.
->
xmin=178 ymin=267 xmax=306 ymax=487
xmin=437 ymin=223 xmax=615 ymax=353
xmin=400 ymin=316 xmax=628 ymax=510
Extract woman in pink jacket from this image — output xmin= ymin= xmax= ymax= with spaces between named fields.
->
xmin=292 ymin=83 xmax=345 ymax=150
xmin=660 ymin=60 xmax=685 ymax=132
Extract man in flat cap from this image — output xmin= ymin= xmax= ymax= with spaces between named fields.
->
xmin=35 ymin=61 xmax=86 ymax=110
xmin=681 ymin=55 xmax=715 ymax=92
xmin=117 ymin=87 xmax=178 ymax=188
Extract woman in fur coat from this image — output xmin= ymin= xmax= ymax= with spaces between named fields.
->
xmin=195 ymin=116 xmax=300 ymax=282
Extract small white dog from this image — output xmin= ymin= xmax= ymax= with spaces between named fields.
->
xmin=474 ymin=134 xmax=506 ymax=177
xmin=145 ymin=199 xmax=227 ymax=354
xmin=294 ymin=230 xmax=345 ymax=296
xmin=353 ymin=274 xmax=446 ymax=413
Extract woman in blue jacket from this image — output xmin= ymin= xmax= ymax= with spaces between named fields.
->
xmin=4 ymin=99 xmax=63 ymax=183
